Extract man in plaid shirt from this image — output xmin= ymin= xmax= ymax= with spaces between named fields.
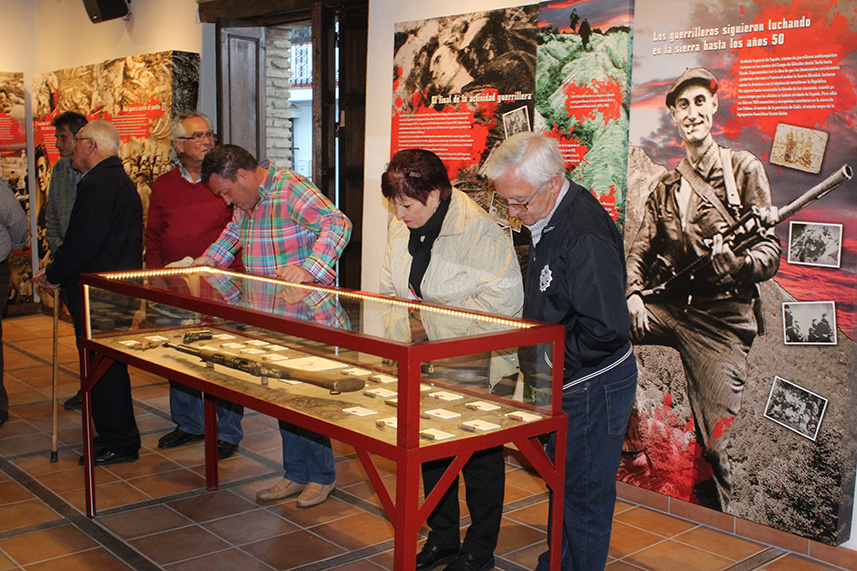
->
xmin=196 ymin=144 xmax=351 ymax=508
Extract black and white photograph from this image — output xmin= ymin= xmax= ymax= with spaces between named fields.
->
xmin=763 ymin=376 xmax=828 ymax=441
xmin=788 ymin=221 xmax=842 ymax=268
xmin=770 ymin=123 xmax=828 ymax=174
xmin=783 ymin=301 xmax=837 ymax=345
xmin=502 ymin=105 xmax=530 ymax=138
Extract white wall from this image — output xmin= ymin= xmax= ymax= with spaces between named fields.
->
xmin=0 ymin=1 xmax=37 ymax=73
xmin=35 ymin=0 xmax=204 ymax=71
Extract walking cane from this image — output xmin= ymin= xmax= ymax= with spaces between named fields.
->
xmin=50 ymin=292 xmax=59 ymax=463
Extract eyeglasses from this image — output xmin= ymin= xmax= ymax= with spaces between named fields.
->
xmin=504 ymin=179 xmax=550 ymax=212
xmin=178 ymin=131 xmax=216 ymax=143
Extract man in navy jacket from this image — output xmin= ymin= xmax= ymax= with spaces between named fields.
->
xmin=487 ymin=132 xmax=637 ymax=571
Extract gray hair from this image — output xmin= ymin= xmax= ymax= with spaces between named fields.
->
xmin=484 ymin=132 xmax=565 ymax=188
xmin=78 ymin=120 xmax=120 ymax=156
xmin=171 ymin=110 xmax=212 ymax=140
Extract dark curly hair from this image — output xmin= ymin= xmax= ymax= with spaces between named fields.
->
xmin=381 ymin=148 xmax=452 ymax=204
xmin=201 ymin=145 xmax=258 ymax=184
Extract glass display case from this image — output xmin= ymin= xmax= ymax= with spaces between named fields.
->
xmin=78 ymin=267 xmax=567 ymax=570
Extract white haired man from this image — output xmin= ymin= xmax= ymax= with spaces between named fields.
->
xmin=486 ymin=132 xmax=637 ymax=571
xmin=35 ymin=120 xmax=143 ymax=465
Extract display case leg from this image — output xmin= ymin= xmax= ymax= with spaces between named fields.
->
xmin=550 ymin=425 xmax=567 ymax=571
xmin=393 ymin=450 xmax=422 ymax=571
xmin=82 ymin=351 xmax=113 ymax=518
xmin=203 ymin=394 xmax=219 ymax=490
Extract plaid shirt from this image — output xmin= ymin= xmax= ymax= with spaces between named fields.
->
xmin=204 ymin=160 xmax=351 ymax=283
xmin=206 ymin=272 xmax=351 ymax=330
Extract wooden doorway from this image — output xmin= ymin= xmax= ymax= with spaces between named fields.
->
xmin=199 ymin=0 xmax=368 ymax=290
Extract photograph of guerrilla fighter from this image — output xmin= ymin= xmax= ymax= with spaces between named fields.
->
xmin=788 ymin=221 xmax=841 ymax=268
xmin=623 ymin=68 xmax=781 ymax=512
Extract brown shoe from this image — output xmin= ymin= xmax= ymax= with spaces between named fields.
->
xmin=296 ymin=482 xmax=335 ymax=508
xmin=256 ymin=478 xmax=305 ymax=502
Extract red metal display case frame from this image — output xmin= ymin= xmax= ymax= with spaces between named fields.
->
xmin=78 ymin=269 xmax=567 ymax=570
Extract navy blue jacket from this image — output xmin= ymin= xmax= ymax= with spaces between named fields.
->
xmin=523 ymin=180 xmax=631 ymax=385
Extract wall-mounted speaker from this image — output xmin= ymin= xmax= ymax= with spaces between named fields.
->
xmin=82 ymin=0 xmax=130 ymax=23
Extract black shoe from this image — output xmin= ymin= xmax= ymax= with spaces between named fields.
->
xmin=443 ymin=552 xmax=495 ymax=571
xmin=79 ymin=448 xmax=139 ymax=466
xmin=217 ymin=440 xmax=238 ymax=460
xmin=64 ymin=391 xmax=82 ymax=410
xmin=0 ymin=410 xmax=8 ymax=428
xmin=157 ymin=427 xmax=204 ymax=449
xmin=416 ymin=543 xmax=460 ymax=571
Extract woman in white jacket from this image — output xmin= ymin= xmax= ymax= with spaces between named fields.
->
xmin=379 ymin=149 xmax=523 ymax=571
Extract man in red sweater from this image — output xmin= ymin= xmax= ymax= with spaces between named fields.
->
xmin=145 ymin=111 xmax=244 ymax=460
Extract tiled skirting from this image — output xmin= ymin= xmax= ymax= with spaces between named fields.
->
xmin=616 ymin=481 xmax=857 ymax=570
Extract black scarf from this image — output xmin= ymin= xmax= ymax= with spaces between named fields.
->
xmin=407 ymin=196 xmax=451 ymax=298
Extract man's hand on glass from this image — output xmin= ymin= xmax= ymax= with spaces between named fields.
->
xmin=275 ymin=265 xmax=314 ymax=284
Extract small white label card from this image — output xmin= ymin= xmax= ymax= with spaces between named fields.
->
xmin=375 ymin=417 xmax=398 ymax=429
xmin=221 ymin=342 xmax=246 ymax=349
xmin=287 ymin=356 xmax=347 ymax=372
xmin=422 ymin=408 xmax=460 ymax=420
xmin=429 ymin=391 xmax=463 ymax=401
xmin=506 ymin=411 xmax=543 ymax=422
xmin=364 ymin=388 xmax=398 ymax=398
xmin=213 ymin=334 xmax=236 ymax=340
xmin=262 ymin=353 xmax=289 ymax=361
xmin=277 ymin=379 xmax=302 ymax=385
xmin=342 ymin=367 xmax=373 ymax=376
xmin=264 ymin=344 xmax=288 ymax=351
xmin=119 ymin=340 xmax=142 ymax=347
xmin=343 ymin=406 xmax=377 ymax=417
xmin=245 ymin=339 xmax=270 ymax=346
xmin=460 ymin=420 xmax=501 ymax=432
xmin=466 ymin=401 xmax=501 ymax=411
xmin=420 ymin=428 xmax=455 ymax=441
xmin=420 ymin=384 xmax=433 ymax=392
xmin=385 ymin=398 xmax=398 ymax=407
xmin=240 ymin=348 xmax=266 ymax=355
xmin=144 ymin=335 xmax=169 ymax=342
xmin=369 ymin=373 xmax=397 ymax=383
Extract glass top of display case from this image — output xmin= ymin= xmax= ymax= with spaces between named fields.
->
xmin=83 ymin=267 xmax=542 ymax=344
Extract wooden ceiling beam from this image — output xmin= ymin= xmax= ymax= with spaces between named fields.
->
xmin=197 ymin=0 xmax=312 ymax=23
xmin=197 ymin=0 xmax=365 ymax=24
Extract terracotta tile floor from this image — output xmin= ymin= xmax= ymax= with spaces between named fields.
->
xmin=0 ymin=313 xmax=849 ymax=570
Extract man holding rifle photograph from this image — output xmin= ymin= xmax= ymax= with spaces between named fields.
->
xmin=624 ymin=68 xmax=781 ymax=512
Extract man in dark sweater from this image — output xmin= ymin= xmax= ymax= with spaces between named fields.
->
xmin=34 ymin=120 xmax=143 ymax=465
xmin=46 ymin=111 xmax=88 ymax=412
xmin=145 ymin=111 xmax=243 ymax=460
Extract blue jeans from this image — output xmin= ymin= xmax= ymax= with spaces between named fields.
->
xmin=536 ymin=352 xmax=638 ymax=571
xmin=279 ymin=420 xmax=336 ymax=485
xmin=170 ymin=382 xmax=244 ymax=445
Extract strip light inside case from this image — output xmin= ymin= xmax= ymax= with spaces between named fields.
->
xmin=103 ymin=267 xmax=532 ymax=329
